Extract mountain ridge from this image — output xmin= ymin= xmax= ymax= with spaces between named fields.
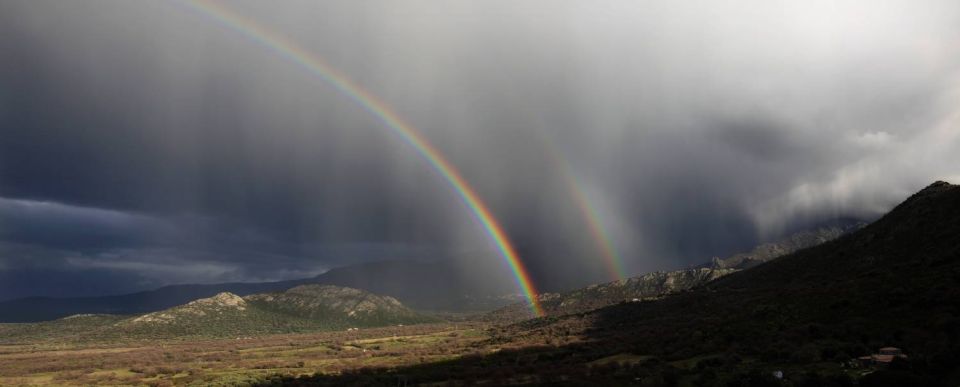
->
xmin=488 ymin=221 xmax=860 ymax=320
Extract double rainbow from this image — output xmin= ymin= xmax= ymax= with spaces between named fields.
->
xmin=175 ymin=0 xmax=543 ymax=316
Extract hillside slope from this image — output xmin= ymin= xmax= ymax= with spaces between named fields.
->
xmin=489 ymin=222 xmax=857 ymax=320
xmin=506 ymin=181 xmax=960 ymax=383
xmin=703 ymin=222 xmax=864 ymax=270
xmin=246 ymin=285 xmax=429 ymax=326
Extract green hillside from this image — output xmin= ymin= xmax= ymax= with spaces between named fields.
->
xmin=1 ymin=285 xmax=437 ymax=343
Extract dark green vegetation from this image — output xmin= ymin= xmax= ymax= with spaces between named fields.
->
xmin=246 ymin=285 xmax=434 ymax=329
xmin=266 ymin=182 xmax=960 ymax=386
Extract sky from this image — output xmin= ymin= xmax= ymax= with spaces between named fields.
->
xmin=1 ymin=0 xmax=959 ymax=300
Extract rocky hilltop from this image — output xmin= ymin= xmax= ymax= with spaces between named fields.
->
xmin=0 ymin=285 xmax=437 ymax=341
xmin=114 ymin=285 xmax=435 ymax=337
xmin=121 ymin=292 xmax=248 ymax=325
xmin=705 ymin=222 xmax=864 ymax=270
xmin=245 ymin=284 xmax=427 ymax=326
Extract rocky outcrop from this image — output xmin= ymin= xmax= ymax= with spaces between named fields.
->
xmin=706 ymin=223 xmax=863 ymax=270
xmin=123 ymin=292 xmax=247 ymax=325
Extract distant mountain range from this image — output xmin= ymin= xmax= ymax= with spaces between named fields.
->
xmin=0 ymin=258 xmax=523 ymax=322
xmin=0 ymin=284 xmax=434 ymax=341
xmin=0 ymin=276 xmax=315 ymax=323
xmin=0 ymin=218 xmax=863 ymax=323
xmin=488 ymin=221 xmax=861 ymax=320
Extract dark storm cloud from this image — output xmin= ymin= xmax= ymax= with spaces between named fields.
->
xmin=1 ymin=0 xmax=959 ymax=298
xmin=708 ymin=117 xmax=802 ymax=162
xmin=0 ymin=197 xmax=441 ymax=296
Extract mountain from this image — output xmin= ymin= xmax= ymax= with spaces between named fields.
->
xmin=0 ymin=218 xmax=862 ymax=323
xmin=702 ymin=222 xmax=864 ymax=270
xmin=245 ymin=284 xmax=426 ymax=325
xmin=480 ymin=181 xmax=960 ymax=384
xmin=0 ymin=258 xmax=524 ymax=322
xmin=1 ymin=285 xmax=435 ymax=342
xmin=488 ymin=222 xmax=859 ymax=320
xmin=115 ymin=285 xmax=435 ymax=338
xmin=487 ymin=268 xmax=736 ymax=321
xmin=307 ymin=260 xmax=520 ymax=311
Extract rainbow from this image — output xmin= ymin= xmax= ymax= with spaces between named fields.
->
xmin=538 ymin=133 xmax=628 ymax=281
xmin=561 ymin=171 xmax=628 ymax=281
xmin=174 ymin=0 xmax=543 ymax=316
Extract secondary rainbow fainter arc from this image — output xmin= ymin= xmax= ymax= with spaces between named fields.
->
xmin=562 ymin=171 xmax=628 ymax=281
xmin=533 ymin=124 xmax=628 ymax=282
xmin=175 ymin=0 xmax=543 ymax=316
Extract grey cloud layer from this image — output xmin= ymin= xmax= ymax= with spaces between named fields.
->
xmin=1 ymin=0 xmax=958 ymax=297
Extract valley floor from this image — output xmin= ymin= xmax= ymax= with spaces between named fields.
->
xmin=0 ymin=322 xmax=491 ymax=386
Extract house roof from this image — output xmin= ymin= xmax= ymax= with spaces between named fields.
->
xmin=873 ymin=355 xmax=896 ymax=363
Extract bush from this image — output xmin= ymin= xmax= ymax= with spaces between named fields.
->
xmin=791 ymin=344 xmax=820 ymax=363
xmin=860 ymin=370 xmax=942 ymax=387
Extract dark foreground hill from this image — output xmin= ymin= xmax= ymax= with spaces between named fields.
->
xmin=0 ymin=285 xmax=436 ymax=342
xmin=272 ymin=181 xmax=960 ymax=386
xmin=488 ymin=223 xmax=858 ymax=321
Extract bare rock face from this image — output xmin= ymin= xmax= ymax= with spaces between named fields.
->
xmin=123 ymin=292 xmax=247 ymax=325
xmin=190 ymin=292 xmax=247 ymax=309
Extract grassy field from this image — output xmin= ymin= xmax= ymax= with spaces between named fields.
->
xmin=0 ymin=322 xmax=490 ymax=386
